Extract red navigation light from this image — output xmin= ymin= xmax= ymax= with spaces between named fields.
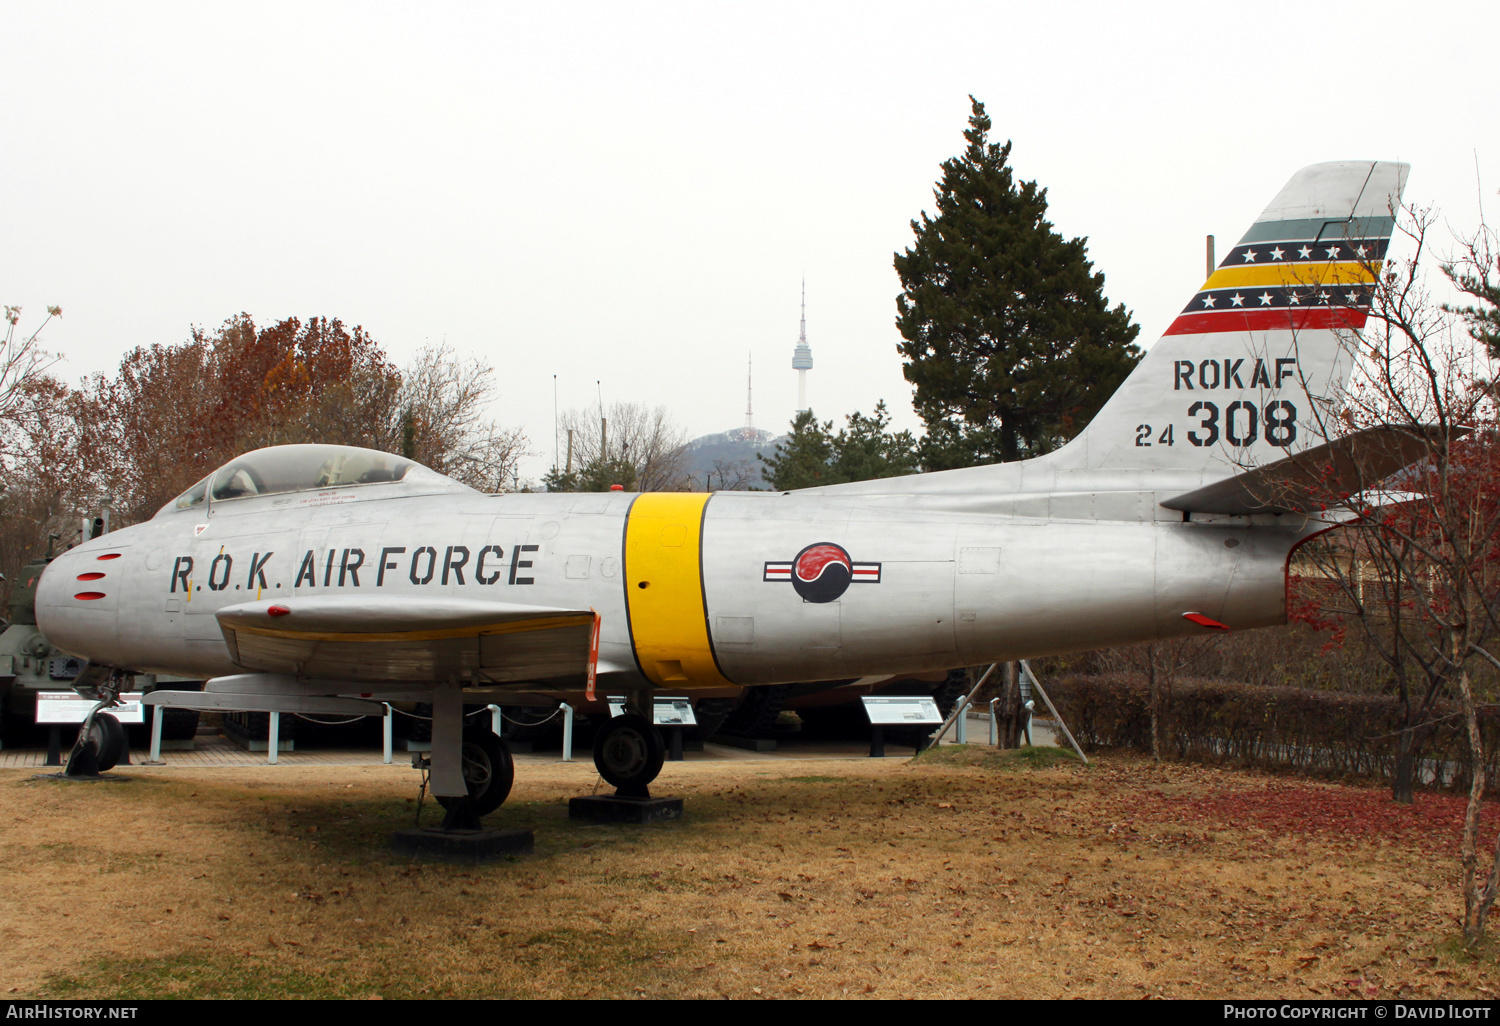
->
xmin=610 ymin=484 xmax=624 ymax=491
xmin=96 ymin=553 xmax=122 ymax=560
xmin=268 ymin=605 xmax=291 ymax=617
xmin=1182 ymin=611 xmax=1230 ymax=631
xmin=76 ymin=572 xmax=106 ymax=581
xmin=74 ymin=592 xmax=106 ymax=601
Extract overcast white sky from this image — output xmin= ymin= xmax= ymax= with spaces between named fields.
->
xmin=3 ymin=1 xmax=1495 ymax=483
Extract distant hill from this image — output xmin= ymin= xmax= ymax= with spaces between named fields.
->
xmin=684 ymin=428 xmax=786 ymax=490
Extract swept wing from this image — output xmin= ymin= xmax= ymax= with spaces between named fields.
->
xmin=215 ymin=595 xmax=596 ymax=684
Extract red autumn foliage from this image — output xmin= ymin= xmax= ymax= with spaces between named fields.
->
xmin=76 ymin=314 xmax=402 ymax=524
xmin=1114 ymin=778 xmax=1500 ymax=856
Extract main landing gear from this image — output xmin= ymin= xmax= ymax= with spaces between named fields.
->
xmin=435 ymin=725 xmax=515 ymax=820
xmin=572 ymin=696 xmax=682 ymax=823
xmin=392 ymin=691 xmax=533 ymax=860
xmin=592 ymin=712 xmax=665 ymax=798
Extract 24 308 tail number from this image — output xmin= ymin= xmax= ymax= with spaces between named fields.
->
xmin=1134 ymin=401 xmax=1297 ymax=448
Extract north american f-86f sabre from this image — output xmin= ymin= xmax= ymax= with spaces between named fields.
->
xmin=37 ymin=161 xmax=1415 ymax=823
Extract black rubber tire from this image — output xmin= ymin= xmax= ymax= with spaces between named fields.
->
xmin=593 ymin=713 xmax=666 ymax=792
xmin=436 ymin=728 xmax=514 ymax=818
xmin=717 ymin=684 xmax=790 ymax=739
xmin=90 ymin=713 xmax=126 ymax=772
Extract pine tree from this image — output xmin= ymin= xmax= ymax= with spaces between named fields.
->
xmin=761 ymin=403 xmax=918 ymax=490
xmin=541 ymin=456 xmax=638 ymax=493
xmin=894 ymin=97 xmax=1141 ymax=469
xmin=1444 ymin=227 xmax=1500 ymax=363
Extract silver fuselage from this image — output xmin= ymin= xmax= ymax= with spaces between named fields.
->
xmin=35 ymin=476 xmax=1316 ymax=691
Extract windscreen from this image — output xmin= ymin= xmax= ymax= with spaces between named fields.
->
xmin=210 ymin=447 xmax=414 ymax=500
xmin=165 ymin=445 xmax=420 ymax=512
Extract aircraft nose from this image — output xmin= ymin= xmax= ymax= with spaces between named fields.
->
xmin=35 ymin=545 xmax=122 ymax=662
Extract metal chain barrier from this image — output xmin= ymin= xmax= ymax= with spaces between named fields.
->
xmin=499 ymin=706 xmax=565 ymax=727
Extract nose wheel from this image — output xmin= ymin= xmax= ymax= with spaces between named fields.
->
xmin=65 ymin=712 xmax=126 ymax=776
xmin=593 ymin=713 xmax=665 ymax=798
xmin=65 ymin=678 xmax=129 ymax=778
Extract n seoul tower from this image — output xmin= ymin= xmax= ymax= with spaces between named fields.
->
xmin=792 ymin=280 xmax=813 ymax=412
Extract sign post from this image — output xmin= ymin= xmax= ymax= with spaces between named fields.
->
xmin=860 ymin=696 xmax=943 ymax=757
xmin=37 ymin=692 xmax=145 ymax=768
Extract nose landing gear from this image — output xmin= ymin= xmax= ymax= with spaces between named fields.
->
xmin=64 ymin=678 xmax=128 ymax=778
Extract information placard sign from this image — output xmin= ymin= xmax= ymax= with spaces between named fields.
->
xmin=606 ymin=696 xmax=698 ymax=726
xmin=36 ymin=692 xmax=145 ymax=725
xmin=860 ymin=696 xmax=943 ymax=726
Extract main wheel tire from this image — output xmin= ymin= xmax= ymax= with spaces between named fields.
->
xmin=435 ymin=729 xmax=514 ymax=818
xmin=593 ymin=714 xmax=665 ymax=793
xmin=87 ymin=713 xmax=126 ymax=772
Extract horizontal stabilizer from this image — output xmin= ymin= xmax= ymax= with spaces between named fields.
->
xmin=215 ymin=595 xmax=597 ymax=684
xmin=1160 ymin=425 xmax=1448 ymax=516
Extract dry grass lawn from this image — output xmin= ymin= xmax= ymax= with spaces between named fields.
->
xmin=1 ymin=746 xmax=1496 ymax=999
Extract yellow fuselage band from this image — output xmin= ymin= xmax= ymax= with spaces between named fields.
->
xmin=623 ymin=493 xmax=730 ymax=687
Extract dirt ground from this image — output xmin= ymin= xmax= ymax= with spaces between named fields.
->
xmin=1 ymin=746 xmax=1496 ymax=1000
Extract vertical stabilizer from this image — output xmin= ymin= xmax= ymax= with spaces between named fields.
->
xmin=1054 ymin=160 xmax=1408 ymax=480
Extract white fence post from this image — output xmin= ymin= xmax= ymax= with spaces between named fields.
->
xmin=149 ymin=705 xmax=165 ymax=763
xmin=560 ymin=702 xmax=574 ymax=762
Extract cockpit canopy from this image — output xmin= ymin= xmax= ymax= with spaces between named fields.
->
xmin=160 ymin=444 xmax=474 ymax=517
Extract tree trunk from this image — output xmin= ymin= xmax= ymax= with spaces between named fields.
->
xmin=1392 ymin=728 xmax=1415 ymax=805
xmin=1456 ymin=664 xmax=1496 ymax=944
xmin=996 ymin=662 xmax=1022 ymax=748
xmin=1147 ymin=647 xmax=1163 ymax=763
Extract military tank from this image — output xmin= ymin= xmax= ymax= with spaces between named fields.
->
xmin=0 ymin=556 xmax=202 ymax=748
